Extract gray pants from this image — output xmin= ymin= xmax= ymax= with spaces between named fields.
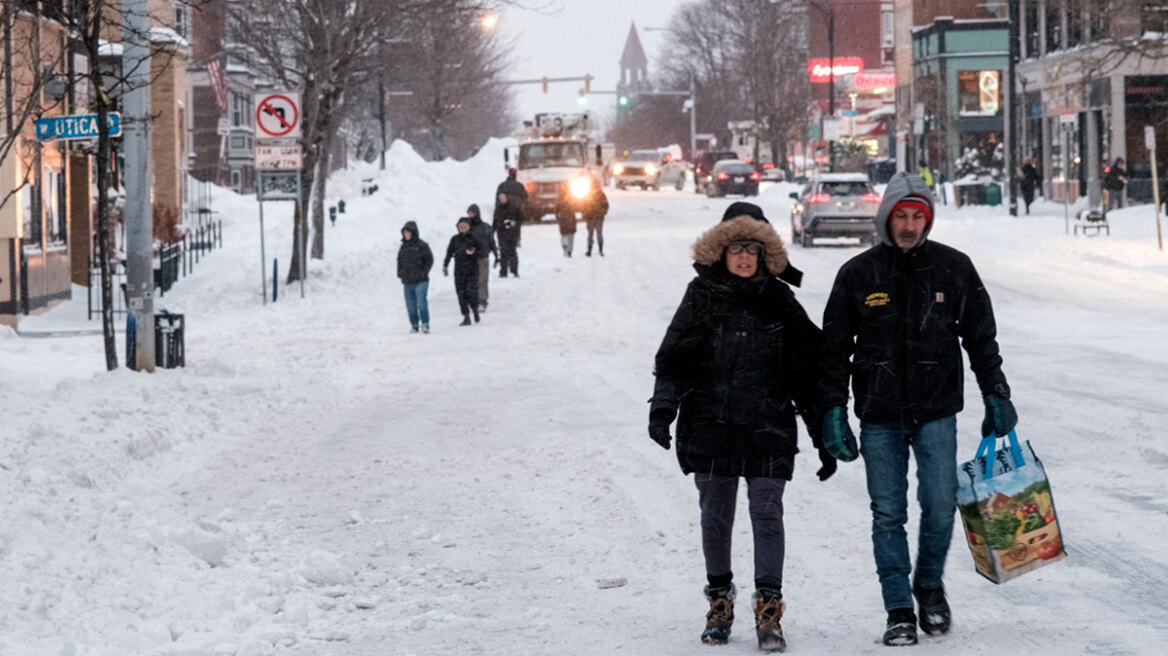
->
xmin=694 ymin=473 xmax=787 ymax=591
xmin=477 ymin=258 xmax=490 ymax=307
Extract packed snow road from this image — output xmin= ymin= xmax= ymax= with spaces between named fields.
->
xmin=4 ymin=149 xmax=1168 ymax=655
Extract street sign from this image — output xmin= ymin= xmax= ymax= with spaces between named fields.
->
xmin=841 ymin=109 xmax=857 ymax=117
xmin=823 ymin=118 xmax=841 ymax=141
xmin=255 ymin=144 xmax=303 ymax=170
xmin=217 ymin=117 xmax=231 ymax=136
xmin=35 ymin=112 xmax=121 ymax=141
xmin=258 ymin=171 xmax=300 ymax=200
xmin=254 ymin=92 xmax=301 ymax=139
xmin=1145 ymin=125 xmax=1156 ymax=151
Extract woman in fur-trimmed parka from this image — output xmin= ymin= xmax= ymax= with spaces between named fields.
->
xmin=648 ymin=202 xmax=835 ymax=652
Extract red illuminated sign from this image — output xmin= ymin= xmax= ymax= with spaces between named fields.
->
xmin=808 ymin=57 xmax=865 ymax=83
xmin=853 ymin=72 xmax=897 ymax=90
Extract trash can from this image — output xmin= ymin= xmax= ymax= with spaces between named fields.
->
xmin=154 ymin=311 xmax=185 ymax=368
xmin=984 ymin=183 xmax=1002 ymax=206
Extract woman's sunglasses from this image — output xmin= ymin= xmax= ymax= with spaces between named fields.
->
xmin=727 ymin=242 xmax=762 ymax=255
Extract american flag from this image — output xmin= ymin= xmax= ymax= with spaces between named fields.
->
xmin=206 ymin=56 xmax=227 ymax=110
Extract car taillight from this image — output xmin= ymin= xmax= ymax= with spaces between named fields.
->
xmin=525 ymin=181 xmax=534 ymax=193
xmin=750 ymin=172 xmax=760 ymax=181
xmin=762 ymin=162 xmax=775 ymax=169
xmin=808 ymin=194 xmax=831 ymax=204
xmin=862 ymin=193 xmax=881 ymax=203
xmin=718 ymin=172 xmax=729 ymax=180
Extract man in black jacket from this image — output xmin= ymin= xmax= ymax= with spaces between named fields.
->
xmin=496 ymin=168 xmax=528 ymax=217
xmin=396 ymin=220 xmax=434 ymax=333
xmin=649 ymin=203 xmax=834 ymax=652
xmin=820 ymin=173 xmax=1016 ymax=646
xmin=493 ymin=192 xmax=523 ymax=277
xmin=443 ymin=217 xmax=480 ymax=326
xmin=466 ymin=204 xmax=497 ymax=311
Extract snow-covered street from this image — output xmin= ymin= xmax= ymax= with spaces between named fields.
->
xmin=4 ymin=142 xmax=1168 ymax=655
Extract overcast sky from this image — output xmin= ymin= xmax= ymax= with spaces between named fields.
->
xmin=499 ymin=0 xmax=685 ymax=126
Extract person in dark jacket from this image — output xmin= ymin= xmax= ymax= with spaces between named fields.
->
xmin=466 ymin=204 xmax=497 ymax=312
xmin=649 ymin=202 xmax=835 ymax=652
xmin=1017 ymin=158 xmax=1041 ymax=214
xmin=443 ymin=217 xmax=480 ymax=326
xmin=819 ymin=172 xmax=1016 ymax=646
xmin=584 ymin=184 xmax=609 ymax=257
xmin=496 ymin=168 xmax=529 ymax=217
xmin=397 ymin=220 xmax=434 ymax=333
xmin=493 ymin=191 xmax=523 ymax=277
xmin=554 ymin=186 xmax=578 ymax=257
xmin=1104 ymin=157 xmax=1127 ymax=210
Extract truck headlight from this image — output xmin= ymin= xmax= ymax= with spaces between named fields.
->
xmin=569 ymin=177 xmax=592 ymax=199
xmin=644 ymin=164 xmax=658 ymax=176
xmin=613 ymin=163 xmax=624 ymax=175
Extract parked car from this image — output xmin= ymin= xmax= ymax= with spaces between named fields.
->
xmin=693 ymin=149 xmax=738 ymax=193
xmin=760 ymin=162 xmax=786 ymax=182
xmin=612 ymin=149 xmax=686 ymax=190
xmin=788 ymin=173 xmax=881 ymax=247
xmin=704 ymin=160 xmax=760 ymax=197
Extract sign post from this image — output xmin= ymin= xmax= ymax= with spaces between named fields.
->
xmin=254 ymin=92 xmax=304 ymax=301
xmin=1148 ymin=126 xmax=1162 ymax=252
xmin=1060 ymin=113 xmax=1076 ymax=234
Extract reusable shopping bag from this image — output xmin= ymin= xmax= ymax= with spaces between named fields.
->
xmin=956 ymin=430 xmax=1066 ymax=583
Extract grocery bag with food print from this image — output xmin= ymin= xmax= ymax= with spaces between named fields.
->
xmin=956 ymin=430 xmax=1066 ymax=583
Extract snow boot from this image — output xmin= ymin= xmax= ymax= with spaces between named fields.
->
xmin=421 ymin=324 xmax=429 ymax=334
xmin=410 ymin=325 xmax=419 ymax=333
xmin=753 ymin=588 xmax=786 ymax=652
xmin=472 ymin=308 xmax=480 ymax=323
xmin=913 ymin=583 xmax=950 ymax=636
xmin=701 ymin=583 xmax=736 ymax=645
xmin=882 ymin=608 xmax=918 ymax=646
xmin=459 ymin=315 xmax=472 ymax=326
xmin=585 ymin=247 xmax=592 ymax=257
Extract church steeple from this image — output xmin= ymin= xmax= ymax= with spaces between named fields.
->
xmin=619 ymin=22 xmax=650 ymax=93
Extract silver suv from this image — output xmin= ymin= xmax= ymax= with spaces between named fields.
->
xmin=612 ymin=149 xmax=686 ymax=190
xmin=789 ymin=173 xmax=881 ymax=247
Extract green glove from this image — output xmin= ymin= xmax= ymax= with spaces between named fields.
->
xmin=821 ymin=406 xmax=859 ymax=462
xmin=981 ymin=395 xmax=1018 ymax=438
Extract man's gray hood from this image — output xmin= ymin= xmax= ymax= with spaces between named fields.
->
xmin=875 ymin=172 xmax=935 ymax=246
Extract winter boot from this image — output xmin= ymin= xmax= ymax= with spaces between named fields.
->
xmin=472 ymin=308 xmax=480 ymax=323
xmin=913 ymin=583 xmax=950 ymax=636
xmin=421 ymin=324 xmax=430 ymax=334
xmin=585 ymin=247 xmax=592 ymax=257
xmin=459 ymin=315 xmax=472 ymax=326
xmin=410 ymin=325 xmax=419 ymax=333
xmin=599 ymin=242 xmax=604 ymax=256
xmin=753 ymin=588 xmax=786 ymax=652
xmin=882 ymin=608 xmax=919 ymax=646
xmin=701 ymin=583 xmax=736 ymax=645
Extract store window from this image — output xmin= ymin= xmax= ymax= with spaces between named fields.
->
xmin=958 ymin=71 xmax=1001 ymax=116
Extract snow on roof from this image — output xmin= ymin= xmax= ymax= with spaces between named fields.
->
xmin=148 ymin=27 xmax=189 ymax=48
xmin=97 ymin=40 xmax=123 ymax=57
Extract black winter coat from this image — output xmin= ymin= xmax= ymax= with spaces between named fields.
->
xmin=821 ymin=240 xmax=1009 ymax=426
xmin=496 ymin=178 xmax=528 ymax=207
xmin=397 ymin=220 xmax=434 ymax=285
xmin=443 ymin=231 xmax=479 ymax=281
xmin=652 ymin=264 xmax=825 ymax=479
xmin=467 ymin=205 xmax=497 ymax=260
xmin=493 ymin=202 xmax=523 ymax=242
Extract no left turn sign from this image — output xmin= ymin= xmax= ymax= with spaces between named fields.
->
xmin=254 ymin=92 xmax=301 ymax=139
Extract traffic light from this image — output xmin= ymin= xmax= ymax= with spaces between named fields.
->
xmin=577 ymin=89 xmax=587 ymax=106
xmin=542 ymin=76 xmax=548 ymax=94
xmin=618 ymin=95 xmax=629 ymax=107
xmin=584 ymin=75 xmax=591 ymax=93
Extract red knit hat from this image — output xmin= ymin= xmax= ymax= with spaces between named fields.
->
xmin=892 ymin=195 xmax=934 ymax=228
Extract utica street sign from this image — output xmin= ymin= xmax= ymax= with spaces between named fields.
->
xmin=35 ymin=112 xmax=122 ymax=141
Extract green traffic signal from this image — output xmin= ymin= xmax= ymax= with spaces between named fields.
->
xmin=618 ymin=96 xmax=628 ymax=106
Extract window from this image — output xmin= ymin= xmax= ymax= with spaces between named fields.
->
xmin=1024 ymin=0 xmax=1040 ymax=57
xmin=882 ymin=10 xmax=894 ymax=48
xmin=174 ymin=5 xmax=188 ymax=38
xmin=231 ymin=169 xmax=242 ymax=191
xmin=958 ymin=71 xmax=1001 ymax=116
xmin=1143 ymin=3 xmax=1168 ymax=33
xmin=22 ymin=183 xmax=41 ymax=248
xmin=1067 ymin=0 xmax=1083 ymax=47
xmin=230 ymin=135 xmax=245 ymax=149
xmin=1091 ymin=0 xmax=1110 ymax=40
xmin=1046 ymin=0 xmax=1063 ymax=52
xmin=232 ymin=94 xmax=243 ymax=126
xmin=44 ymin=168 xmax=66 ymax=245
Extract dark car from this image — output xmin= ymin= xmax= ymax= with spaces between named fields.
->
xmin=788 ymin=173 xmax=881 ymax=247
xmin=704 ymin=160 xmax=759 ymax=197
xmin=694 ymin=150 xmax=739 ymax=193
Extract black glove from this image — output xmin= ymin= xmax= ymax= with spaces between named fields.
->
xmin=821 ymin=406 xmax=859 ymax=462
xmin=981 ymin=395 xmax=1018 ymax=438
xmin=443 ymin=266 xmax=449 ymax=277
xmin=816 ymin=448 xmax=838 ymax=481
xmin=648 ymin=408 xmax=675 ymax=450
xmin=493 ymin=258 xmax=500 ymax=268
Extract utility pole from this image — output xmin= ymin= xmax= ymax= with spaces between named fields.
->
xmin=689 ymin=72 xmax=697 ymax=161
xmin=123 ymin=0 xmax=154 ymax=371
xmin=1006 ymin=0 xmax=1020 ymax=216
xmin=378 ymin=77 xmax=387 ymax=171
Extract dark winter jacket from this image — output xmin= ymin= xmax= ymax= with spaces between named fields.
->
xmin=496 ymin=177 xmax=528 ymax=209
xmin=493 ymin=200 xmax=523 ymax=242
xmin=821 ymin=173 xmax=1010 ymax=426
xmin=443 ymin=231 xmax=479 ymax=281
xmin=1019 ymin=163 xmax=1040 ymax=196
xmin=397 ymin=220 xmax=434 ymax=285
xmin=585 ymin=186 xmax=609 ymax=223
xmin=651 ymin=216 xmax=825 ymax=480
xmin=467 ymin=204 xmax=497 ymax=260
xmin=1104 ymin=162 xmax=1127 ymax=191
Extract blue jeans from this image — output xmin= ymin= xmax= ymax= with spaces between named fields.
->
xmin=859 ymin=415 xmax=957 ymax=611
xmin=403 ymin=281 xmax=430 ymax=328
xmin=693 ymin=473 xmax=787 ymax=591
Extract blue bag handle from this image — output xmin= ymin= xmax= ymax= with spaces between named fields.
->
xmin=975 ymin=429 xmax=1024 ymax=479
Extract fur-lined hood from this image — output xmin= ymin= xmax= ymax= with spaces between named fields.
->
xmin=693 ymin=215 xmax=790 ymax=277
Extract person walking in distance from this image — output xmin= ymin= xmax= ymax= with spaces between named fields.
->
xmin=819 ymin=172 xmax=1017 ymax=646
xmin=1017 ymin=158 xmax=1041 ymax=215
xmin=1104 ymin=157 xmax=1127 ymax=211
xmin=585 ymin=183 xmax=609 ymax=257
xmin=493 ymin=191 xmax=523 ymax=277
xmin=443 ymin=217 xmax=481 ymax=326
xmin=555 ymin=188 xmax=578 ymax=257
xmin=496 ymin=167 xmax=529 ymax=218
xmin=466 ymin=204 xmax=497 ymax=312
xmin=649 ymin=202 xmax=835 ymax=652
xmin=396 ymin=220 xmax=434 ymax=334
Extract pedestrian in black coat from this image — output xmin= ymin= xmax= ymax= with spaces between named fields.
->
xmin=443 ymin=217 xmax=480 ymax=325
xmin=496 ymin=168 xmax=529 ymax=216
xmin=493 ymin=192 xmax=523 ymax=277
xmin=1017 ymin=158 xmax=1040 ymax=214
xmin=467 ymin=204 xmax=497 ymax=311
xmin=585 ymin=185 xmax=609 ymax=257
xmin=397 ymin=220 xmax=434 ymax=333
xmin=1104 ymin=157 xmax=1127 ymax=210
xmin=648 ymin=202 xmax=833 ymax=650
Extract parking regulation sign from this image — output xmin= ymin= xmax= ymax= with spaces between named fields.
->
xmin=254 ymin=92 xmax=301 ymax=139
